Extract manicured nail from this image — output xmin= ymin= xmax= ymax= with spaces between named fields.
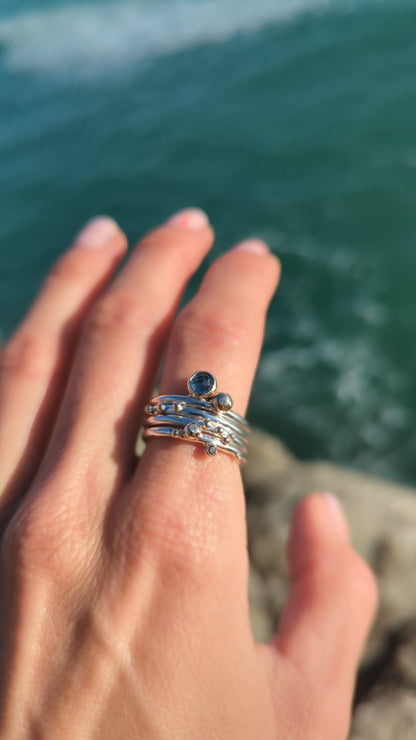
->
xmin=74 ymin=216 xmax=121 ymax=249
xmin=324 ymin=494 xmax=350 ymax=541
xmin=166 ymin=208 xmax=210 ymax=230
xmin=233 ymin=238 xmax=270 ymax=255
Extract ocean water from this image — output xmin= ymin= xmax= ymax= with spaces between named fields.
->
xmin=1 ymin=0 xmax=416 ymax=484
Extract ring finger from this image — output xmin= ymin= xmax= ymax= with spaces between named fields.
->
xmin=128 ymin=239 xmax=280 ymax=578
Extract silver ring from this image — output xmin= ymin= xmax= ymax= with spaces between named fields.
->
xmin=143 ymin=371 xmax=249 ymax=463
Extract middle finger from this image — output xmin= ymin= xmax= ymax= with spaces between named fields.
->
xmin=33 ymin=209 xmax=214 ymax=498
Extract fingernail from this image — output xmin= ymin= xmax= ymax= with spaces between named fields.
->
xmin=233 ymin=238 xmax=270 ymax=255
xmin=74 ymin=216 xmax=121 ymax=249
xmin=166 ymin=208 xmax=210 ymax=230
xmin=323 ymin=494 xmax=350 ymax=541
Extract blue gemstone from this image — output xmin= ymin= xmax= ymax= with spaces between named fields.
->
xmin=188 ymin=371 xmax=217 ymax=398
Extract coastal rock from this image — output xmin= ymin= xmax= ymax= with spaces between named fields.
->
xmin=350 ymin=690 xmax=416 ymax=740
xmin=244 ymin=428 xmax=416 ymax=738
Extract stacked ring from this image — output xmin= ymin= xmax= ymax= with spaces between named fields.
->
xmin=143 ymin=371 xmax=249 ymax=463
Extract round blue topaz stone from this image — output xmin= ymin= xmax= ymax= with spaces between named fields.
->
xmin=187 ymin=371 xmax=217 ymax=399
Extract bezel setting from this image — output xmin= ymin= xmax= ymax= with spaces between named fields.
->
xmin=187 ymin=371 xmax=217 ymax=399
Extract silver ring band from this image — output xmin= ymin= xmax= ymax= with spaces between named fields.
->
xmin=143 ymin=371 xmax=249 ymax=463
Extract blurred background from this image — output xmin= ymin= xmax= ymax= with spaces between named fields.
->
xmin=1 ymin=0 xmax=416 ymax=485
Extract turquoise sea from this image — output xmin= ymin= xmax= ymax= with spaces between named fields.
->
xmin=1 ymin=0 xmax=416 ymax=484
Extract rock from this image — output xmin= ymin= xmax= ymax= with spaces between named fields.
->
xmin=396 ymin=621 xmax=416 ymax=686
xmin=244 ymin=428 xmax=416 ymax=738
xmin=350 ymin=690 xmax=416 ymax=740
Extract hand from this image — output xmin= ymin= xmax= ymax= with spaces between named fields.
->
xmin=0 ymin=209 xmax=377 ymax=739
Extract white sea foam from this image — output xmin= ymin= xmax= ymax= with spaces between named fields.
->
xmin=256 ymin=334 xmax=409 ymax=473
xmin=0 ymin=0 xmax=381 ymax=79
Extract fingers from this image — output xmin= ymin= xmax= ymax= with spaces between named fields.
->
xmin=35 ymin=209 xmax=214 ymax=498
xmin=159 ymin=239 xmax=280 ymax=412
xmin=126 ymin=240 xmax=280 ymax=588
xmin=272 ymin=494 xmax=378 ymax=739
xmin=0 ymin=217 xmax=127 ymax=508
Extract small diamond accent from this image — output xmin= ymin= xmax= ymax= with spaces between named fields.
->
xmin=185 ymin=423 xmax=200 ymax=438
xmin=206 ymin=443 xmax=218 ymax=457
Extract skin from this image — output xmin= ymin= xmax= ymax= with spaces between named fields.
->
xmin=0 ymin=209 xmax=377 ymax=739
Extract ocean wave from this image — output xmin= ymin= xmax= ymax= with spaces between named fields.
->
xmin=256 ymin=335 xmax=410 ymax=470
xmin=0 ymin=0 xmax=388 ymax=79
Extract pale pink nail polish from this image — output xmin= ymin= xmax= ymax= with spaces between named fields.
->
xmin=324 ymin=493 xmax=350 ymax=541
xmin=166 ymin=208 xmax=210 ymax=230
xmin=74 ymin=216 xmax=121 ymax=249
xmin=233 ymin=239 xmax=270 ymax=255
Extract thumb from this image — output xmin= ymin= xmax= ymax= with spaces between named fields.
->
xmin=271 ymin=494 xmax=378 ymax=739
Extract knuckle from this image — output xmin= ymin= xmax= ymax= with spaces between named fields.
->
xmin=2 ymin=496 xmax=90 ymax=583
xmin=135 ymin=232 xmax=170 ymax=253
xmin=294 ymin=551 xmax=339 ymax=608
xmin=293 ymin=545 xmax=332 ymax=583
xmin=48 ymin=250 xmax=90 ymax=284
xmin=0 ymin=331 xmax=54 ymax=382
xmin=138 ymin=502 xmax=222 ymax=581
xmin=304 ymin=548 xmax=378 ymax=617
xmin=346 ymin=549 xmax=379 ymax=614
xmin=176 ymin=304 xmax=250 ymax=353
xmin=3 ymin=504 xmax=50 ymax=570
xmin=140 ymin=224 xmax=211 ymax=253
xmin=87 ymin=293 xmax=144 ymax=335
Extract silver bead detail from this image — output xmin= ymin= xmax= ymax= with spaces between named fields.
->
xmin=185 ymin=423 xmax=201 ymax=438
xmin=212 ymin=392 xmax=233 ymax=412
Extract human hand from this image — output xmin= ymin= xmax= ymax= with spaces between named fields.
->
xmin=0 ymin=209 xmax=377 ymax=739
